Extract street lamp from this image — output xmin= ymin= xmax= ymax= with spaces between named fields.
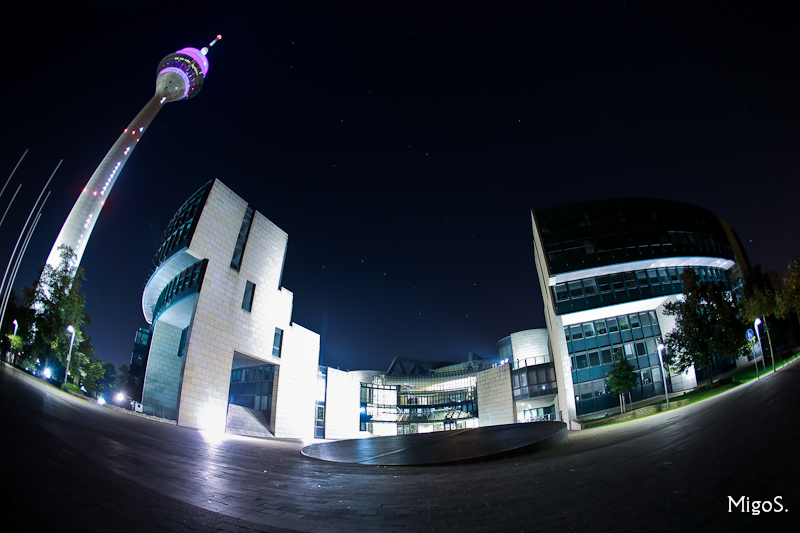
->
xmin=754 ymin=318 xmax=764 ymax=371
xmin=64 ymin=325 xmax=76 ymax=387
xmin=657 ymin=343 xmax=670 ymax=410
xmin=11 ymin=319 xmax=18 ymax=364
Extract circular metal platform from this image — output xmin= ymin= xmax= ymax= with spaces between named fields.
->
xmin=301 ymin=421 xmax=568 ymax=466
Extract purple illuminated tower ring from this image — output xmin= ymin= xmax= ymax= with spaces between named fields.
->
xmin=45 ymin=36 xmax=221 ymax=270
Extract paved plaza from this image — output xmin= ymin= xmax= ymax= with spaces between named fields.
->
xmin=2 ymin=361 xmax=799 ymax=532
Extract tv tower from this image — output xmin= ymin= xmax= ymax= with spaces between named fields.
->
xmin=45 ymin=35 xmax=222 ymax=270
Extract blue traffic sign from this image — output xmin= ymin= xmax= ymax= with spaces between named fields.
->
xmin=746 ymin=329 xmax=755 ymax=341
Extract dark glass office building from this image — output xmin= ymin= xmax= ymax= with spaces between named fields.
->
xmin=531 ymin=198 xmax=749 ymax=422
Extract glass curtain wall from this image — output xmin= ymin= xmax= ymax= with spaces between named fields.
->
xmin=565 ymin=310 xmax=667 ymax=415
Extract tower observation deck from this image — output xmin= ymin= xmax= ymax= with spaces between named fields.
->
xmin=45 ymin=36 xmax=221 ymax=270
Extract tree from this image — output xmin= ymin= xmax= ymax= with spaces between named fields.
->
xmin=79 ymin=353 xmax=106 ymax=396
xmin=662 ymin=269 xmax=748 ymax=387
xmin=114 ymin=364 xmax=130 ymax=392
xmin=777 ymin=259 xmax=800 ymax=322
xmin=21 ymin=245 xmax=95 ymax=385
xmin=606 ymin=349 xmax=638 ymax=413
xmin=99 ymin=363 xmax=117 ymax=395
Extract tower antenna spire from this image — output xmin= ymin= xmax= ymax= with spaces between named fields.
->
xmin=202 ymin=34 xmax=222 ymax=56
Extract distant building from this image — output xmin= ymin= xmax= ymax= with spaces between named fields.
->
xmin=126 ymin=327 xmax=152 ymax=402
xmin=530 ymin=198 xmax=750 ymax=423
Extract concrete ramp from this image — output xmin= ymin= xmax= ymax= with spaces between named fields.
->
xmin=302 ymin=422 xmax=567 ymax=466
xmin=226 ymin=404 xmax=273 ymax=437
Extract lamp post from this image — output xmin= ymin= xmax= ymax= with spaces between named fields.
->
xmin=64 ymin=325 xmax=76 ymax=387
xmin=657 ymin=343 xmax=670 ymax=410
xmin=11 ymin=319 xmax=18 ymax=364
xmin=754 ymin=318 xmax=764 ymax=372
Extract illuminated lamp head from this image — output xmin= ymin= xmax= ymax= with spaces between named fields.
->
xmin=155 ymin=35 xmax=221 ymax=103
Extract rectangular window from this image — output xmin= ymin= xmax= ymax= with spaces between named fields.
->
xmin=583 ymin=279 xmax=599 ymax=296
xmin=601 ymin=348 xmax=613 ymax=364
xmin=659 ymin=269 xmax=670 ymax=285
xmin=624 ymin=343 xmax=635 ymax=358
xmin=570 ymin=325 xmax=584 ymax=340
xmin=568 ymin=281 xmax=584 ymax=299
xmin=230 ymin=207 xmax=255 ymax=272
xmin=625 ymin=272 xmax=638 ymax=290
xmin=593 ymin=378 xmax=607 ymax=397
xmin=555 ymin=284 xmax=569 ymax=302
xmin=242 ymin=281 xmax=256 ymax=312
xmin=629 ymin=314 xmax=641 ymax=329
xmin=589 ymin=351 xmax=600 ymax=367
xmin=652 ymin=366 xmax=662 ymax=383
xmin=619 ymin=315 xmax=630 ymax=330
xmin=668 ymin=268 xmax=680 ymax=283
xmin=637 ymin=270 xmax=649 ymax=287
xmin=607 ymin=318 xmax=619 ymax=333
xmin=597 ymin=276 xmax=612 ymax=293
xmin=575 ymin=354 xmax=588 ymax=369
xmin=595 ymin=320 xmax=608 ymax=335
xmin=646 ymin=338 xmax=657 ymax=354
xmin=583 ymin=322 xmax=596 ymax=338
xmin=648 ymin=269 xmax=660 ymax=286
xmin=612 ymin=273 xmax=625 ymax=292
xmin=272 ymin=328 xmax=283 ymax=358
xmin=579 ymin=382 xmax=594 ymax=400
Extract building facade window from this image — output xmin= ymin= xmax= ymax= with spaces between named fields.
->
xmin=242 ymin=281 xmax=256 ymax=312
xmin=551 ymin=266 xmax=731 ymax=315
xmin=230 ymin=207 xmax=254 ymax=272
xmin=272 ymin=328 xmax=283 ymax=357
xmin=565 ymin=310 xmax=667 ymax=416
xmin=229 ymin=364 xmax=275 ymax=424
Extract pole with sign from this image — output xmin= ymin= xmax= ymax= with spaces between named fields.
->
xmin=746 ymin=328 xmax=759 ymax=380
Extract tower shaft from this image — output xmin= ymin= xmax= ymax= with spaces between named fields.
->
xmin=45 ymin=93 xmax=165 ymax=269
xmin=44 ymin=37 xmax=219 ymax=271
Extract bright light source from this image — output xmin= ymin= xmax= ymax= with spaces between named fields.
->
xmin=43 ymin=368 xmax=51 ymax=378
xmin=97 ymin=397 xmax=106 ymax=405
xmin=116 ymin=392 xmax=125 ymax=402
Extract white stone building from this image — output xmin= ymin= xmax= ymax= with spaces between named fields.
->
xmin=140 ymin=179 xmax=320 ymax=437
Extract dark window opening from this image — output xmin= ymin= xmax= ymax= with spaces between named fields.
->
xmin=230 ymin=207 xmax=254 ymax=272
xmin=242 ymin=281 xmax=255 ymax=312
xmin=273 ymin=328 xmax=283 ymax=358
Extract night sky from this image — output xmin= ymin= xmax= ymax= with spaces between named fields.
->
xmin=4 ymin=1 xmax=799 ymax=373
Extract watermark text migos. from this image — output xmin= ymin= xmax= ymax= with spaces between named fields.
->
xmin=728 ymin=496 xmax=786 ymax=515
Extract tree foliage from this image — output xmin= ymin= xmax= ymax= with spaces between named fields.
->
xmin=740 ymin=264 xmax=778 ymax=324
xmin=19 ymin=245 xmax=99 ymax=389
xmin=606 ymin=349 xmax=638 ymax=395
xmin=777 ymin=259 xmax=800 ymax=319
xmin=606 ymin=349 xmax=638 ymax=413
xmin=662 ymin=269 xmax=748 ymax=379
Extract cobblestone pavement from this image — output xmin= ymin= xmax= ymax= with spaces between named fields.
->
xmin=2 ymin=361 xmax=799 ymax=532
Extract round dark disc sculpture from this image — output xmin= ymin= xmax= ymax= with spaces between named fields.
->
xmin=302 ymin=421 xmax=568 ymax=466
